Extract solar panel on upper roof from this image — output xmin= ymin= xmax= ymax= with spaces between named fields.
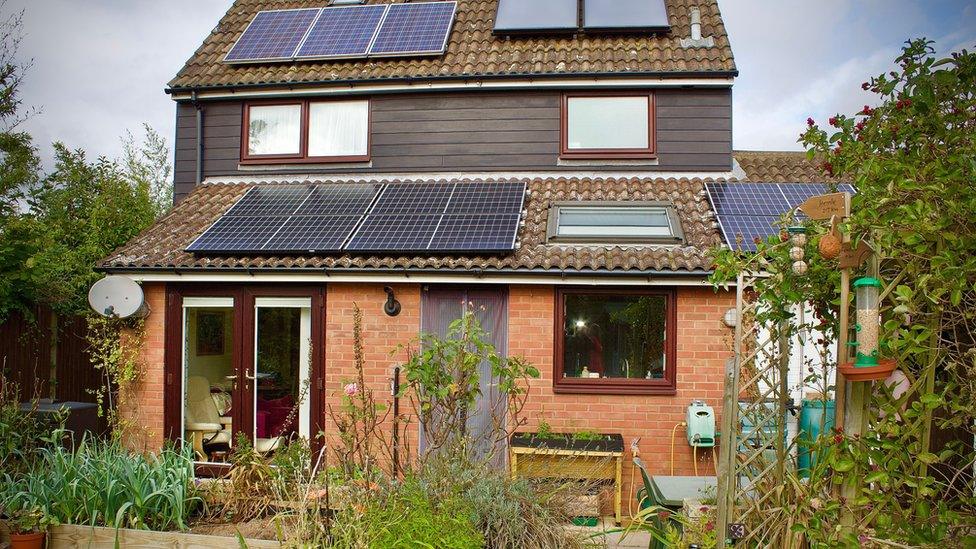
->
xmin=583 ymin=0 xmax=670 ymax=31
xmin=371 ymin=182 xmax=455 ymax=215
xmin=263 ymin=215 xmax=362 ymax=252
xmin=445 ymin=181 xmax=527 ymax=214
xmin=295 ymin=4 xmax=388 ymax=59
xmin=346 ymin=215 xmax=443 ymax=252
xmin=493 ymin=0 xmax=579 ymax=34
xmin=429 ymin=214 xmax=521 ymax=251
xmin=224 ymin=9 xmax=321 ymax=63
xmin=369 ymin=1 xmax=457 ymax=57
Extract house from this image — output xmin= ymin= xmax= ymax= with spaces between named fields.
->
xmin=97 ymin=0 xmax=833 ymax=508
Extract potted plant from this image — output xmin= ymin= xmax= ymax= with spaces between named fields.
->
xmin=5 ymin=507 xmax=50 ymax=549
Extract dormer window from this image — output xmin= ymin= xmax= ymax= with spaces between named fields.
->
xmin=242 ymin=99 xmax=370 ymax=164
xmin=547 ymin=202 xmax=683 ymax=244
xmin=560 ymin=92 xmax=655 ymax=159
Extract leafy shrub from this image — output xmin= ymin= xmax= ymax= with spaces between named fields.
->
xmin=1 ymin=439 xmax=199 ymax=531
xmin=330 ymin=476 xmax=483 ymax=549
xmin=0 ymin=377 xmax=65 ymax=473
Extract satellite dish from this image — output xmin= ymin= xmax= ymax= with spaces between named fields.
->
xmin=88 ymin=276 xmax=149 ymax=319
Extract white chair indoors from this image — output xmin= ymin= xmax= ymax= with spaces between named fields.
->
xmin=184 ymin=375 xmax=232 ymax=461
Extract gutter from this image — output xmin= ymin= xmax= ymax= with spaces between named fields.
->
xmin=94 ymin=265 xmax=717 ymax=286
xmin=165 ymin=69 xmax=739 ymax=96
xmin=192 ymin=90 xmax=203 ymax=185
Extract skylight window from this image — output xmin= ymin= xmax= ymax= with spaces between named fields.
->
xmin=547 ymin=202 xmax=684 ymax=244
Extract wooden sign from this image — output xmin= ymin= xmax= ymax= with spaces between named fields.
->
xmin=839 ymin=240 xmax=873 ymax=269
xmin=798 ymin=192 xmax=850 ymax=220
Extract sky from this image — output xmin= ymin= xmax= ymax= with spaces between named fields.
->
xmin=9 ymin=0 xmax=976 ymax=170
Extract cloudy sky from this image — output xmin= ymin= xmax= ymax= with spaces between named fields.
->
xmin=10 ymin=0 xmax=976 ymax=169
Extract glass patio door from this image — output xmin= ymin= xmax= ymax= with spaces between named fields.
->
xmin=179 ymin=292 xmax=317 ymax=466
xmin=181 ymin=297 xmax=237 ymax=464
xmin=248 ymin=298 xmax=312 ymax=454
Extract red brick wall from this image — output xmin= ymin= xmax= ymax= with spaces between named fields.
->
xmin=323 ymin=283 xmax=422 ymax=466
xmin=509 ymin=284 xmax=734 ymax=507
xmin=119 ymin=282 xmax=166 ymax=452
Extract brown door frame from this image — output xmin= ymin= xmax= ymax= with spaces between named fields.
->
xmin=164 ymin=283 xmax=327 ymax=467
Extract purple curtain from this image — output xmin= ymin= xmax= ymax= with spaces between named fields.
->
xmin=420 ymin=287 xmax=508 ymax=464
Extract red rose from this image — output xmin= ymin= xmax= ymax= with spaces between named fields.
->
xmin=828 ymin=116 xmax=838 ymax=126
xmin=833 ymin=434 xmax=844 ymax=444
xmin=807 ymin=117 xmax=815 ymax=126
xmin=861 ymin=82 xmax=870 ymax=91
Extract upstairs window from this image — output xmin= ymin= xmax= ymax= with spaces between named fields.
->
xmin=561 ymin=92 xmax=655 ymax=159
xmin=547 ymin=202 xmax=684 ymax=244
xmin=243 ymin=99 xmax=370 ymax=164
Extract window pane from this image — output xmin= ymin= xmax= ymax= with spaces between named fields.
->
xmin=567 ymin=96 xmax=649 ymax=150
xmin=183 ymin=306 xmax=234 ymax=463
xmin=556 ymin=207 xmax=674 ymax=238
xmin=308 ymin=100 xmax=369 ymax=158
xmin=562 ymin=294 xmax=667 ymax=380
xmin=248 ymin=105 xmax=301 ymax=156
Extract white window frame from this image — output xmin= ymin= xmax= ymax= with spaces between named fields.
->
xmin=546 ymin=201 xmax=684 ymax=244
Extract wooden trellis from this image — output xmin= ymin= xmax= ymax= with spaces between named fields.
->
xmin=715 ymin=271 xmax=796 ymax=546
xmin=715 ymin=190 xmax=947 ymax=545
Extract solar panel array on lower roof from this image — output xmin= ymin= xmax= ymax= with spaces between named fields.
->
xmin=705 ymin=182 xmax=856 ymax=252
xmin=224 ymin=2 xmax=457 ymax=64
xmin=187 ymin=181 xmax=526 ymax=255
xmin=187 ymin=184 xmax=382 ymax=254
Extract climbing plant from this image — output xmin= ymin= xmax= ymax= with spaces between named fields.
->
xmin=713 ymin=40 xmax=976 ymax=546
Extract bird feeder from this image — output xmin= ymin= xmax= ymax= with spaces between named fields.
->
xmin=839 ymin=276 xmax=896 ymax=381
xmin=788 ymin=226 xmax=808 ymax=275
xmin=853 ymin=277 xmax=881 ymax=367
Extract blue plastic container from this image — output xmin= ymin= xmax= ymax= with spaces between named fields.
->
xmin=797 ymin=399 xmax=835 ymax=477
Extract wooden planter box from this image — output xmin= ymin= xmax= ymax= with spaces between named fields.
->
xmin=509 ymin=432 xmax=624 ymax=525
xmin=48 ymin=524 xmax=280 ymax=548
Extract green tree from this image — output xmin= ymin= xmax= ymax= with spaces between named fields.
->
xmin=28 ymin=144 xmax=158 ymax=316
xmin=123 ymin=123 xmax=172 ymax=216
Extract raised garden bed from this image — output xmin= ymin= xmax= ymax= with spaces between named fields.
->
xmin=510 ymin=432 xmax=624 ymax=453
xmin=48 ymin=524 xmax=280 ymax=548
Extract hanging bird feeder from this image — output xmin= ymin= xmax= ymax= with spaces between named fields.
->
xmin=839 ymin=276 xmax=896 ymax=381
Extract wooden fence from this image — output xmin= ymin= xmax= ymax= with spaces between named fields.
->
xmin=0 ymin=306 xmax=99 ymax=405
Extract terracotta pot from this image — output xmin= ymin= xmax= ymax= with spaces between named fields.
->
xmin=10 ymin=531 xmax=45 ymax=549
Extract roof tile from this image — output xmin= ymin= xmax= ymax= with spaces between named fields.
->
xmin=169 ymin=0 xmax=736 ymax=90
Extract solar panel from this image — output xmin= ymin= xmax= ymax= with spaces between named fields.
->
xmin=294 ymin=183 xmax=382 ymax=216
xmin=225 ymin=185 xmax=314 ymax=217
xmin=187 ymin=216 xmax=289 ymax=253
xmin=715 ymin=215 xmax=781 ymax=252
xmin=493 ymin=0 xmax=579 ymax=34
xmin=705 ymin=182 xmax=858 ymax=252
xmin=295 ymin=4 xmax=388 ymax=59
xmin=706 ymin=183 xmax=791 ymax=217
xmin=345 ymin=215 xmax=443 ymax=252
xmin=371 ymin=182 xmax=455 ymax=215
xmin=263 ymin=215 xmax=362 ymax=252
xmin=583 ymin=0 xmax=670 ymax=31
xmin=429 ymin=214 xmax=521 ymax=251
xmin=369 ymin=2 xmax=457 ymax=57
xmin=224 ymin=9 xmax=321 ymax=63
xmin=446 ymin=182 xmax=527 ymax=214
